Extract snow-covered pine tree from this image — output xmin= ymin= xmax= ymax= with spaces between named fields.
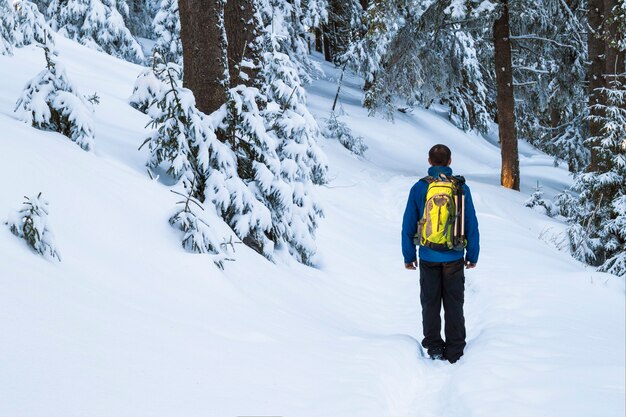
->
xmin=0 ymin=0 xmax=15 ymax=55
xmin=141 ymin=62 xmax=206 ymax=190
xmin=324 ymin=112 xmax=367 ymax=156
xmin=12 ymin=0 xmax=54 ymax=48
xmin=6 ymin=192 xmax=60 ymax=261
xmin=524 ymin=181 xmax=556 ymax=216
xmin=258 ymin=0 xmax=325 ymax=83
xmin=45 ymin=0 xmax=144 ymax=63
xmin=141 ymin=61 xmax=274 ymax=259
xmin=153 ymin=0 xmax=182 ymax=65
xmin=126 ymin=0 xmax=158 ymax=38
xmin=129 ymin=54 xmax=164 ymax=113
xmin=15 ymin=46 xmax=95 ymax=151
xmin=361 ymin=0 xmax=494 ymax=132
xmin=259 ymin=31 xmax=328 ymax=263
xmin=510 ymin=0 xmax=588 ymax=173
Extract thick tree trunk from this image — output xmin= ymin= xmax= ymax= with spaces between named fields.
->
xmin=493 ymin=0 xmax=520 ymax=191
xmin=587 ymin=0 xmax=606 ymax=172
xmin=179 ymin=0 xmax=229 ymax=115
xmin=224 ymin=0 xmax=258 ymax=87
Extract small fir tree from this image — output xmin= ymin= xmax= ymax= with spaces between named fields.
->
xmin=0 ymin=0 xmax=15 ymax=55
xmin=525 ymin=181 xmax=556 ymax=216
xmin=12 ymin=0 xmax=54 ymax=48
xmin=45 ymin=0 xmax=144 ymax=63
xmin=324 ymin=112 xmax=367 ymax=156
xmin=153 ymin=0 xmax=182 ymax=65
xmin=6 ymin=193 xmax=60 ymax=261
xmin=15 ymin=46 xmax=95 ymax=151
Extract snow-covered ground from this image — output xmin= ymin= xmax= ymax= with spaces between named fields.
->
xmin=1 ymin=38 xmax=624 ymax=417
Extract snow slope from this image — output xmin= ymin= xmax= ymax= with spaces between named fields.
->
xmin=0 ymin=38 xmax=624 ymax=417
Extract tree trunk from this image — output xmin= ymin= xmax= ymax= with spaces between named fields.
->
xmin=179 ymin=0 xmax=229 ymax=115
xmin=322 ymin=24 xmax=332 ymax=62
xmin=315 ymin=27 xmax=323 ymax=53
xmin=224 ymin=0 xmax=259 ymax=87
xmin=587 ymin=0 xmax=606 ymax=172
xmin=493 ymin=0 xmax=520 ymax=191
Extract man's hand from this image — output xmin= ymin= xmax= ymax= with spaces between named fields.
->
xmin=405 ymin=261 xmax=417 ymax=270
xmin=465 ymin=261 xmax=477 ymax=269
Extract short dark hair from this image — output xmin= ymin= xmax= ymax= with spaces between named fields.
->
xmin=429 ymin=144 xmax=451 ymax=166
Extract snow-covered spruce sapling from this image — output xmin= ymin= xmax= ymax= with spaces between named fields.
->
xmin=6 ymin=193 xmax=60 ymax=261
xmin=323 ymin=112 xmax=367 ymax=156
xmin=12 ymin=0 xmax=54 ymax=48
xmin=15 ymin=46 xmax=95 ymax=151
xmin=153 ymin=0 xmax=182 ymax=65
xmin=129 ymin=53 xmax=164 ymax=113
xmin=0 ymin=0 xmax=15 ymax=55
xmin=45 ymin=0 xmax=144 ymax=64
xmin=169 ymin=184 xmax=231 ymax=269
xmin=525 ymin=181 xmax=556 ymax=217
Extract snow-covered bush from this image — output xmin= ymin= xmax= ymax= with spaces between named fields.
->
xmin=6 ymin=193 xmax=60 ymax=261
xmin=15 ymin=46 xmax=95 ymax=151
xmin=0 ymin=0 xmax=16 ymax=55
xmin=13 ymin=0 xmax=54 ymax=48
xmin=45 ymin=0 xmax=144 ymax=63
xmin=153 ymin=0 xmax=182 ymax=65
xmin=129 ymin=64 xmax=163 ymax=113
xmin=169 ymin=186 xmax=231 ymax=269
xmin=525 ymin=182 xmax=556 ymax=217
xmin=323 ymin=112 xmax=367 ymax=156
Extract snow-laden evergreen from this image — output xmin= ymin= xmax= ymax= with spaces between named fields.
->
xmin=14 ymin=46 xmax=95 ymax=151
xmin=524 ymin=181 xmax=556 ymax=217
xmin=358 ymin=1 xmax=493 ymax=132
xmin=152 ymin=0 xmax=182 ymax=65
xmin=563 ymin=78 xmax=626 ymax=277
xmin=258 ymin=0 xmax=324 ymax=83
xmin=126 ymin=0 xmax=158 ymax=38
xmin=6 ymin=192 xmax=60 ymax=261
xmin=259 ymin=32 xmax=328 ymax=263
xmin=13 ymin=0 xmax=54 ymax=48
xmin=324 ymin=112 xmax=367 ymax=156
xmin=45 ymin=0 xmax=144 ymax=64
xmin=139 ymin=62 xmax=273 ymax=259
xmin=129 ymin=63 xmax=163 ymax=113
xmin=0 ymin=0 xmax=16 ymax=55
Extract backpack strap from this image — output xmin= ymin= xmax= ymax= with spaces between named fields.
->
xmin=420 ymin=175 xmax=437 ymax=184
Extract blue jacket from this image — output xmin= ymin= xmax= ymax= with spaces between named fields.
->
xmin=401 ymin=166 xmax=480 ymax=264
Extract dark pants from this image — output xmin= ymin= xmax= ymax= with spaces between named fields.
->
xmin=419 ymin=258 xmax=466 ymax=361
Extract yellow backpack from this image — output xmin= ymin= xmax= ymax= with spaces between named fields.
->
xmin=414 ymin=174 xmax=466 ymax=251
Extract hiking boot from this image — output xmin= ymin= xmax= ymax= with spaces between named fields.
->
xmin=428 ymin=347 xmax=445 ymax=360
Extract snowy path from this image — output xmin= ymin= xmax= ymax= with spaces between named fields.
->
xmin=0 ymin=41 xmax=623 ymax=417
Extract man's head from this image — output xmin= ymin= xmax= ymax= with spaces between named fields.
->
xmin=428 ymin=144 xmax=452 ymax=166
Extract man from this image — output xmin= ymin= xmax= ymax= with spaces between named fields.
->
xmin=402 ymin=144 xmax=480 ymax=364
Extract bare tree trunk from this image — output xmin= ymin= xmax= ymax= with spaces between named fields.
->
xmin=315 ymin=27 xmax=323 ymax=53
xmin=224 ymin=0 xmax=259 ymax=87
xmin=322 ymin=24 xmax=332 ymax=62
xmin=493 ymin=0 xmax=520 ymax=191
xmin=179 ymin=0 xmax=229 ymax=115
xmin=587 ymin=0 xmax=606 ymax=172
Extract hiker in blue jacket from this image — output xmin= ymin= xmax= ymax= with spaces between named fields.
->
xmin=402 ymin=144 xmax=480 ymax=363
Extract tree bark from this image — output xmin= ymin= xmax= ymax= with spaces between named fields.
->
xmin=179 ymin=0 xmax=229 ymax=115
xmin=314 ymin=27 xmax=323 ymax=53
xmin=224 ymin=0 xmax=259 ymax=87
xmin=493 ymin=0 xmax=520 ymax=191
xmin=587 ymin=0 xmax=606 ymax=172
xmin=322 ymin=24 xmax=332 ymax=62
